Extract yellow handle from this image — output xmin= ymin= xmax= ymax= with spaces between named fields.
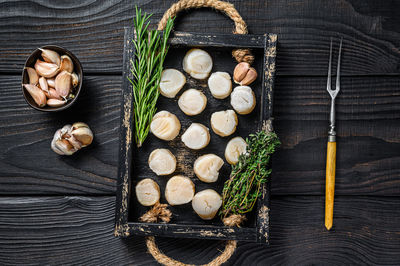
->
xmin=325 ymin=141 xmax=336 ymax=230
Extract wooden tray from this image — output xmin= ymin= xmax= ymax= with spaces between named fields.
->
xmin=115 ymin=26 xmax=277 ymax=244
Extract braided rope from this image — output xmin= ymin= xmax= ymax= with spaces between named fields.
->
xmin=157 ymin=0 xmax=254 ymax=64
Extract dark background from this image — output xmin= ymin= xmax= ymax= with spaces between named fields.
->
xmin=0 ymin=0 xmax=399 ymax=265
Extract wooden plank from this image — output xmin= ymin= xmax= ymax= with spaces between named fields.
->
xmin=0 ymin=196 xmax=399 ymax=265
xmin=1 ymin=75 xmax=399 ymax=196
xmin=0 ymin=0 xmax=399 ymax=75
xmin=0 ymin=75 xmax=120 ymax=194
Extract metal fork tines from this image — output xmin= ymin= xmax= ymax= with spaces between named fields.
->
xmin=327 ymin=37 xmax=342 ymax=142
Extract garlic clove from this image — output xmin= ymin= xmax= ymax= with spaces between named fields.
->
xmin=54 ymin=139 xmax=76 ymax=155
xmin=60 ymin=55 xmax=74 ymax=73
xmin=210 ymin=110 xmax=238 ymax=137
xmin=44 ymin=88 xmax=62 ymax=100
xmin=71 ymin=72 xmax=79 ymax=87
xmin=230 ymin=86 xmax=256 ymax=115
xmin=39 ymin=48 xmax=61 ymax=66
xmin=34 ymin=59 xmax=60 ymax=78
xmin=72 ymin=122 xmax=89 ymax=130
xmin=38 ymin=76 xmax=49 ymax=93
xmin=25 ymin=67 xmax=39 ymax=85
xmin=23 ymin=84 xmax=47 ymax=107
xmin=47 ymin=78 xmax=55 ymax=88
xmin=233 ymin=62 xmax=257 ymax=86
xmin=65 ymin=135 xmax=82 ymax=150
xmin=51 ymin=129 xmax=65 ymax=155
xmin=55 ymin=71 xmax=71 ymax=98
xmin=71 ymin=126 xmax=93 ymax=147
xmin=47 ymin=98 xmax=67 ymax=107
xmin=233 ymin=62 xmax=250 ymax=84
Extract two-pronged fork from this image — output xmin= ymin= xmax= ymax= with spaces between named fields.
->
xmin=325 ymin=38 xmax=342 ymax=230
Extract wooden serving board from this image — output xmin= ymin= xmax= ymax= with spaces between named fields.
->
xmin=115 ymin=26 xmax=277 ymax=244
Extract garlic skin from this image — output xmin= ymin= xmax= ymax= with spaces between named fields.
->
xmin=233 ymin=62 xmax=257 ymax=86
xmin=183 ymin=49 xmax=213 ymax=80
xmin=34 ymin=59 xmax=60 ymax=78
xmin=40 ymin=49 xmax=61 ymax=66
xmin=51 ymin=123 xmax=94 ymax=155
xmin=23 ymin=84 xmax=47 ymax=107
xmin=71 ymin=72 xmax=79 ymax=87
xmin=55 ymin=71 xmax=71 ymax=98
xmin=60 ymin=55 xmax=74 ymax=73
xmin=192 ymin=189 xmax=222 ymax=220
xmin=230 ymin=86 xmax=256 ymax=115
xmin=207 ymin=72 xmax=232 ymax=99
xmin=25 ymin=67 xmax=39 ymax=85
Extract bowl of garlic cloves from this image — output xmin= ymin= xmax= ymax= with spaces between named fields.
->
xmin=21 ymin=45 xmax=83 ymax=111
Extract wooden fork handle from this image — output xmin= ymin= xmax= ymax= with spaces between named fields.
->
xmin=325 ymin=141 xmax=336 ymax=230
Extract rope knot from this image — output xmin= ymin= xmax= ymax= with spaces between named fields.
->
xmin=222 ymin=214 xmax=246 ymax=227
xmin=139 ymin=202 xmax=172 ymax=223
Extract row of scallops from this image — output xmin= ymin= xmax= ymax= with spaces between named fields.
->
xmin=136 ymin=48 xmax=256 ymax=220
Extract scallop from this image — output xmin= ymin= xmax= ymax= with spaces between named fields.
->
xmin=165 ymin=175 xmax=195 ymax=205
xmin=192 ymin=189 xmax=222 ymax=220
xmin=210 ymin=110 xmax=238 ymax=137
xmin=207 ymin=72 xmax=232 ymax=99
xmin=150 ymin=110 xmax=181 ymax=141
xmin=230 ymin=86 xmax=256 ymax=115
xmin=178 ymin=89 xmax=207 ymax=116
xmin=183 ymin=49 xmax=213 ymax=80
xmin=135 ymin=179 xmax=160 ymax=206
xmin=148 ymin=149 xmax=176 ymax=175
xmin=194 ymin=154 xmax=224 ymax=183
xmin=181 ymin=123 xmax=210 ymax=150
xmin=159 ymin=69 xmax=186 ymax=98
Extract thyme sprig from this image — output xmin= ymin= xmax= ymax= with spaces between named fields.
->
xmin=220 ymin=129 xmax=280 ymax=218
xmin=129 ymin=7 xmax=174 ymax=147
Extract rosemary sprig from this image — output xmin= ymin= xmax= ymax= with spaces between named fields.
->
xmin=128 ymin=7 xmax=174 ymax=147
xmin=220 ymin=129 xmax=280 ymax=218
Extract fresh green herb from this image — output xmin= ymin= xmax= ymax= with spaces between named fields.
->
xmin=129 ymin=7 xmax=174 ymax=147
xmin=220 ymin=129 xmax=280 ymax=218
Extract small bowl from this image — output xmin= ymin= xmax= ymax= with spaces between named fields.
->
xmin=22 ymin=45 xmax=83 ymax=112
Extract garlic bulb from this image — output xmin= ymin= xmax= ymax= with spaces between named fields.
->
xmin=233 ymin=62 xmax=257 ymax=86
xmin=51 ymin=122 xmax=94 ymax=155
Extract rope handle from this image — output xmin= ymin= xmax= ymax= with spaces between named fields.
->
xmin=157 ymin=0 xmax=254 ymax=64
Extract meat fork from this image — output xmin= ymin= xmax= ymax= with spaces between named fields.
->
xmin=325 ymin=37 xmax=342 ymax=230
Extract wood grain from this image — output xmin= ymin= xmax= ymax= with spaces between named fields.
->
xmin=0 ymin=75 xmax=120 ymax=194
xmin=0 ymin=196 xmax=399 ymax=265
xmin=0 ymin=0 xmax=399 ymax=75
xmin=1 ymin=75 xmax=399 ymax=196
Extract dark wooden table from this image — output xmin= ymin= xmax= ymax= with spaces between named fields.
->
xmin=1 ymin=0 xmax=399 ymax=265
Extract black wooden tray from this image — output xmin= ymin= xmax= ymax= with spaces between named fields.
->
xmin=115 ymin=26 xmax=277 ymax=244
